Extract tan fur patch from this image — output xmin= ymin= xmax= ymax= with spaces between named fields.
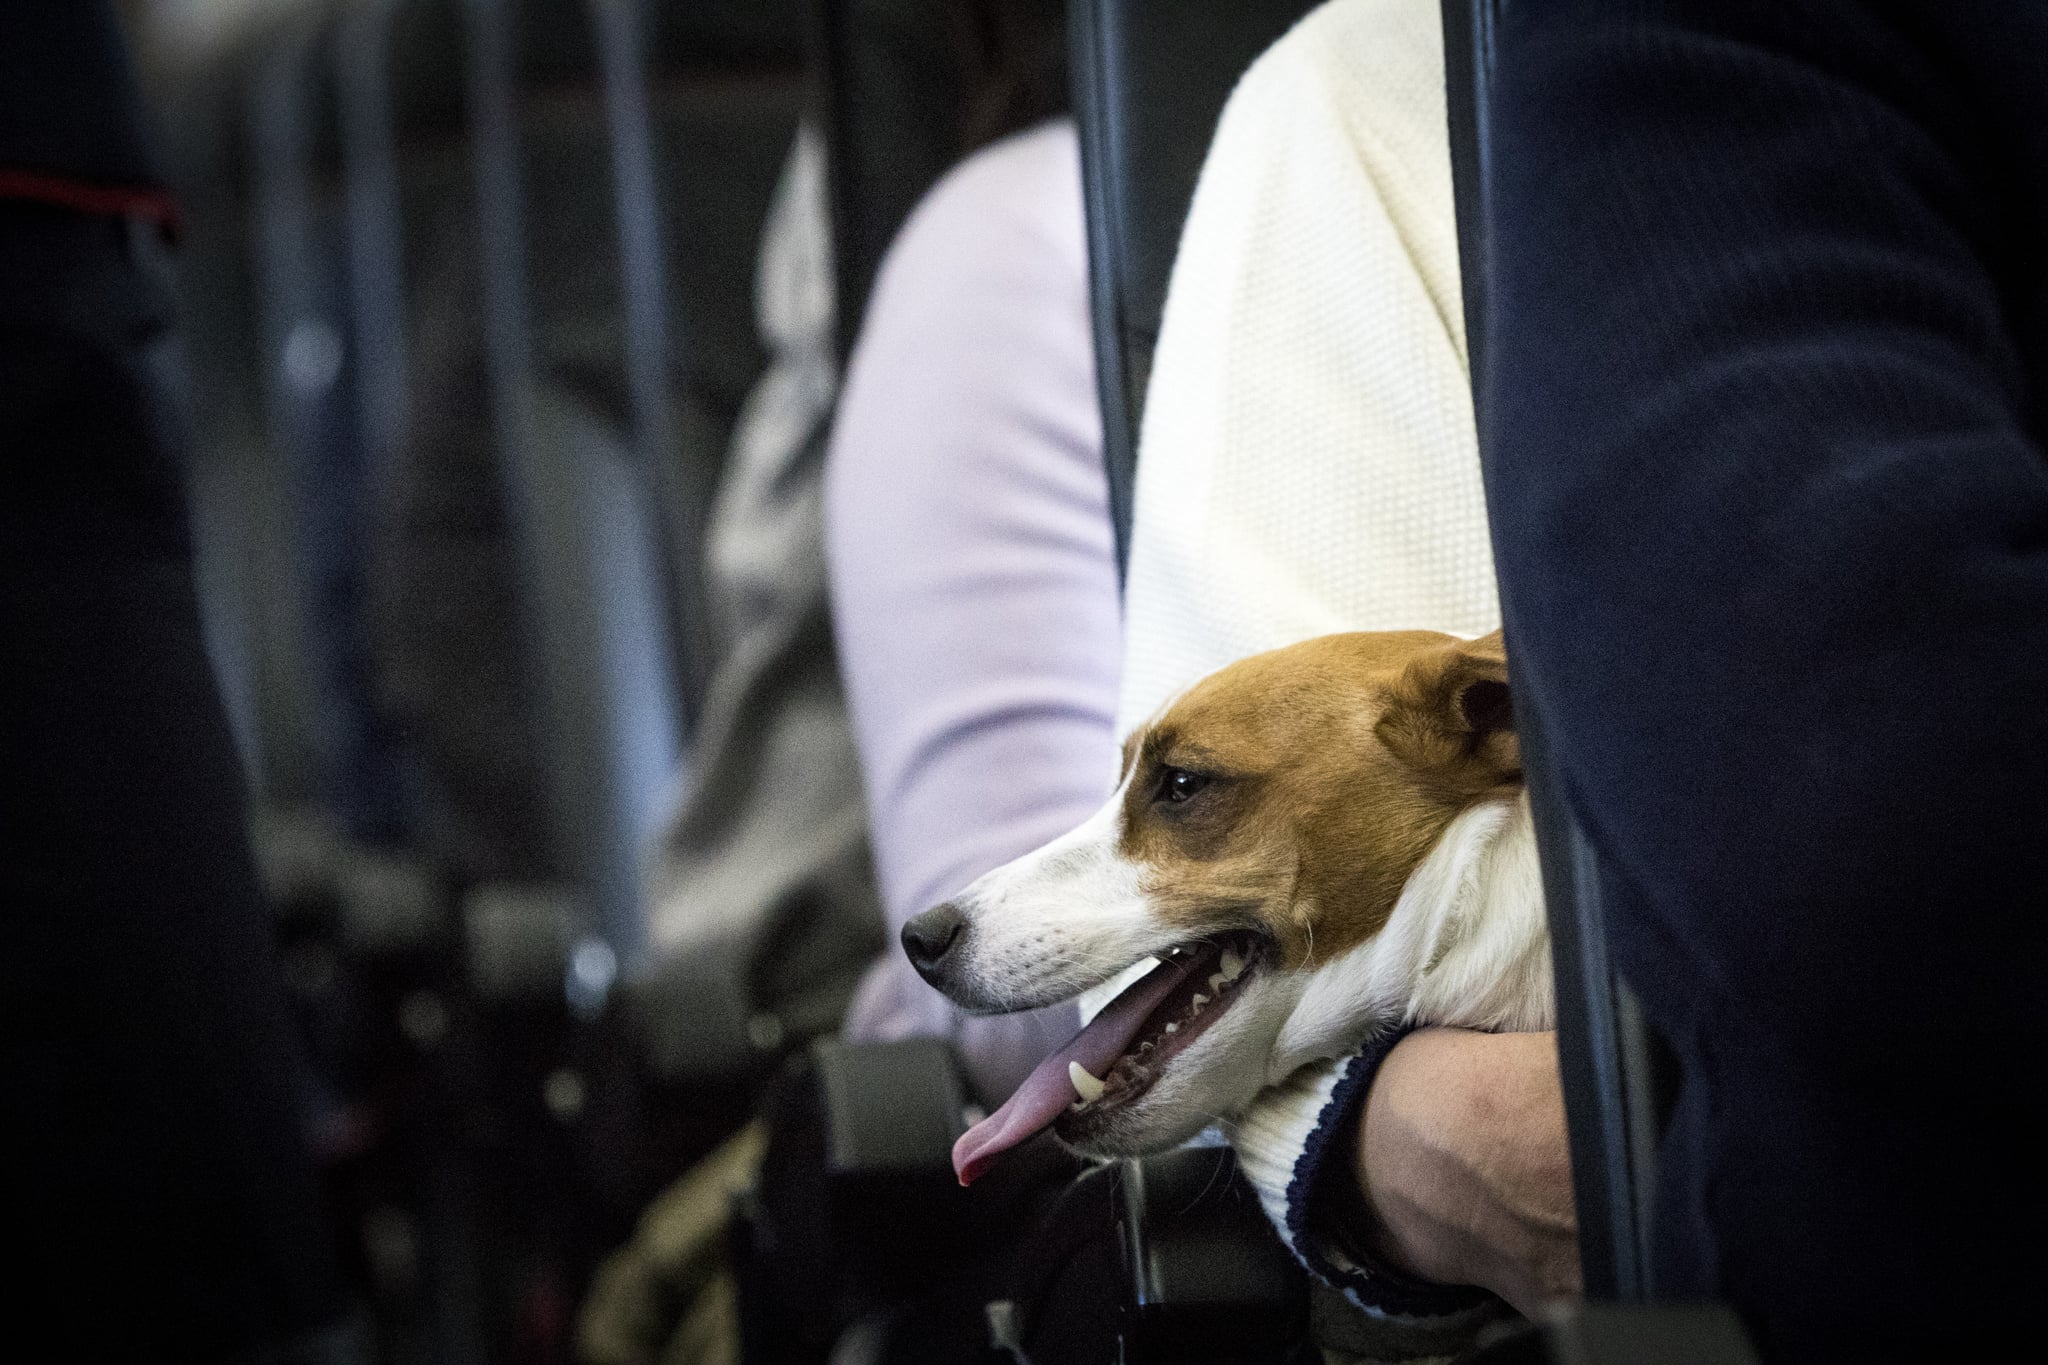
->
xmin=1116 ymin=631 xmax=1520 ymax=970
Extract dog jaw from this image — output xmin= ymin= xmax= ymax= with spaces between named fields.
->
xmin=1061 ymin=795 xmax=1548 ymax=1159
xmin=1057 ymin=967 xmax=1302 ymax=1155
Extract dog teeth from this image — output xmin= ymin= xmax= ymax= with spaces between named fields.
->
xmin=1163 ymin=1021 xmax=1178 ymax=1034
xmin=1220 ymin=949 xmax=1246 ymax=981
xmin=1069 ymin=1061 xmax=1107 ymax=1103
xmin=1190 ymin=993 xmax=1210 ymax=1010
xmin=1207 ymin=971 xmax=1228 ymax=992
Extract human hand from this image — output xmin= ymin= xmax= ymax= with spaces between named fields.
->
xmin=1343 ymin=1028 xmax=1580 ymax=1318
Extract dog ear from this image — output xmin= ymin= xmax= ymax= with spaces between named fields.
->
xmin=1374 ymin=630 xmax=1521 ymax=794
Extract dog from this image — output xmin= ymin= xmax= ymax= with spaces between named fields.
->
xmin=900 ymin=629 xmax=1553 ymax=1184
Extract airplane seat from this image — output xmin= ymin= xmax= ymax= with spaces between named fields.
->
xmin=369 ymin=0 xmax=800 ymax=958
xmin=1067 ymin=6 xmax=1754 ymax=1360
xmin=158 ymin=8 xmax=463 ymax=1245
xmin=378 ymin=0 xmax=652 ymax=957
xmin=1070 ymin=0 xmax=1324 ymax=570
xmin=165 ymin=4 xmax=809 ymax=1355
xmin=363 ymin=0 xmax=821 ymax=1251
xmin=641 ymin=7 xmax=810 ymax=684
xmin=551 ymin=2 xmax=817 ymax=1219
xmin=155 ymin=31 xmax=359 ymax=1086
xmin=154 ymin=4 xmax=434 ymax=943
xmin=721 ymin=5 xmax=1088 ymax=1362
xmin=624 ymin=0 xmax=1037 ymax=1111
xmin=1048 ymin=0 xmax=1328 ymax=1358
xmin=253 ymin=9 xmax=405 ymax=848
xmin=154 ymin=17 xmax=327 ymax=847
xmin=808 ymin=0 xmax=981 ymax=364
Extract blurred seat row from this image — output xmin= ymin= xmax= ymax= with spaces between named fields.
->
xmin=147 ymin=2 xmax=1259 ymax=1361
xmin=154 ymin=4 xmax=868 ymax=1360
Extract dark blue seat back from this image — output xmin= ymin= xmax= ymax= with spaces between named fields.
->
xmin=1068 ymin=0 xmax=1321 ymax=574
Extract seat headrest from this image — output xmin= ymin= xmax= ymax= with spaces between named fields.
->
xmin=384 ymin=0 xmax=804 ymax=141
xmin=808 ymin=0 xmax=1068 ymax=362
xmin=1069 ymin=0 xmax=1322 ymax=573
xmin=808 ymin=0 xmax=968 ymax=362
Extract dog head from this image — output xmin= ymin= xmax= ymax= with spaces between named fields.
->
xmin=904 ymin=630 xmax=1528 ymax=1178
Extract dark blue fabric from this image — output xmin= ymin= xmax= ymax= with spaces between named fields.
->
xmin=1 ymin=204 xmax=344 ymax=1359
xmin=0 ymin=2 xmax=160 ymax=189
xmin=1478 ymin=1 xmax=2047 ymax=1358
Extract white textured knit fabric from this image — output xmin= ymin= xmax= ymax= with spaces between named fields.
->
xmin=1115 ymin=0 xmax=1498 ymax=740
xmin=1229 ymin=1060 xmax=1346 ymax=1238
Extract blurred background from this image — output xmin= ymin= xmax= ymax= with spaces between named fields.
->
xmin=111 ymin=2 xmax=1052 ymax=1360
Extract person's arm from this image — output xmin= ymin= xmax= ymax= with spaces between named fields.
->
xmin=1343 ymin=1030 xmax=1579 ymax=1319
xmin=825 ymin=120 xmax=1123 ymax=1108
xmin=1232 ymin=1027 xmax=1576 ymax=1330
xmin=1483 ymin=0 xmax=2048 ymax=1349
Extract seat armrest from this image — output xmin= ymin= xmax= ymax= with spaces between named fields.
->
xmin=1469 ymin=1304 xmax=1760 ymax=1365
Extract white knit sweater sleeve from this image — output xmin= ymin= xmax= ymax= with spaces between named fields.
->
xmin=1229 ymin=1049 xmax=1500 ymax=1336
xmin=1227 ymin=1059 xmax=1348 ymax=1247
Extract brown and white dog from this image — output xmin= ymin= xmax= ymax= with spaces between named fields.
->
xmin=901 ymin=630 xmax=1553 ymax=1183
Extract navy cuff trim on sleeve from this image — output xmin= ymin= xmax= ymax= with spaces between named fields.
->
xmin=1285 ymin=1024 xmax=1494 ymax=1319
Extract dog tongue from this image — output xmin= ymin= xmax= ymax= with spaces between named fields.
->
xmin=952 ymin=951 xmax=1202 ymax=1185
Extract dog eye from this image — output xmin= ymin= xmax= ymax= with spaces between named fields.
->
xmin=1157 ymin=767 xmax=1210 ymax=804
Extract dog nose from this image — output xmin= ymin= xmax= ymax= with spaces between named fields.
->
xmin=902 ymin=904 xmax=966 ymax=977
